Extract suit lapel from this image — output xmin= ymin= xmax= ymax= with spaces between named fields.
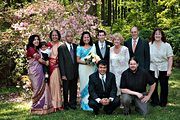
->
xmin=95 ymin=42 xmax=103 ymax=59
xmin=105 ymin=73 xmax=109 ymax=89
xmin=72 ymin=44 xmax=77 ymax=62
xmin=104 ymin=41 xmax=109 ymax=58
xmin=96 ymin=72 xmax=105 ymax=91
xmin=64 ymin=44 xmax=74 ymax=63
xmin=129 ymin=40 xmax=133 ymax=53
xmin=134 ymin=39 xmax=142 ymax=54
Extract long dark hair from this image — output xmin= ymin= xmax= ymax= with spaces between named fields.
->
xmin=49 ymin=29 xmax=61 ymax=41
xmin=26 ymin=34 xmax=41 ymax=50
xmin=128 ymin=56 xmax=139 ymax=64
xmin=80 ymin=31 xmax=93 ymax=46
xmin=149 ymin=28 xmax=167 ymax=44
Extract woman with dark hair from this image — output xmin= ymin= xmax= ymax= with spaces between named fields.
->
xmin=26 ymin=35 xmax=54 ymax=115
xmin=149 ymin=28 xmax=173 ymax=107
xmin=47 ymin=29 xmax=63 ymax=111
xmin=76 ymin=31 xmax=99 ymax=111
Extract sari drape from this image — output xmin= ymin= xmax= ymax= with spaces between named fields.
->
xmin=27 ymin=48 xmax=54 ymax=115
xmin=48 ymin=42 xmax=63 ymax=109
xmin=77 ymin=44 xmax=97 ymax=111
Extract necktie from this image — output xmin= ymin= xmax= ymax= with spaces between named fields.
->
xmin=101 ymin=75 xmax=105 ymax=91
xmin=100 ymin=43 xmax=105 ymax=58
xmin=101 ymin=43 xmax=104 ymax=49
xmin=70 ymin=44 xmax=74 ymax=63
xmin=133 ymin=40 xmax=136 ymax=53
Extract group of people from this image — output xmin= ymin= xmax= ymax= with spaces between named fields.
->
xmin=26 ymin=26 xmax=173 ymax=116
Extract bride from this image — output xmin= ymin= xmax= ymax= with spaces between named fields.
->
xmin=76 ymin=31 xmax=99 ymax=111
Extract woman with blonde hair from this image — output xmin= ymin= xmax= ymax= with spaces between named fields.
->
xmin=110 ymin=33 xmax=129 ymax=96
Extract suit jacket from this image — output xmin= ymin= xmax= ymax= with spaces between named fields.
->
xmin=95 ymin=40 xmax=113 ymax=70
xmin=88 ymin=71 xmax=117 ymax=101
xmin=58 ymin=43 xmax=78 ymax=80
xmin=124 ymin=37 xmax=150 ymax=70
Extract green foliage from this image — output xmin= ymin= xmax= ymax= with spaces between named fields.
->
xmin=110 ymin=0 xmax=180 ymax=66
xmin=165 ymin=26 xmax=180 ymax=67
xmin=0 ymin=40 xmax=27 ymax=86
xmin=139 ymin=28 xmax=152 ymax=41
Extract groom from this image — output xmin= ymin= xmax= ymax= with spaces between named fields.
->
xmin=58 ymin=30 xmax=78 ymax=110
xmin=95 ymin=30 xmax=113 ymax=71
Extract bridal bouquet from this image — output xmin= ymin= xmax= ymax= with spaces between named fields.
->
xmin=84 ymin=52 xmax=101 ymax=65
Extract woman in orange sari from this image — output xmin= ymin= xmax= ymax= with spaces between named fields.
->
xmin=47 ymin=30 xmax=63 ymax=111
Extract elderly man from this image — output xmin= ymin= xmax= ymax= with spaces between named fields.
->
xmin=124 ymin=26 xmax=150 ymax=70
xmin=120 ymin=57 xmax=155 ymax=115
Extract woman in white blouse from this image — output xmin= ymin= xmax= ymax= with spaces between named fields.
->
xmin=149 ymin=28 xmax=173 ymax=107
xmin=109 ymin=33 xmax=129 ymax=96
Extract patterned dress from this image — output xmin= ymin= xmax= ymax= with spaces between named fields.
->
xmin=109 ymin=46 xmax=129 ymax=96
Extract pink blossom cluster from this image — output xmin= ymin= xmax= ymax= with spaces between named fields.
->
xmin=11 ymin=0 xmax=99 ymax=42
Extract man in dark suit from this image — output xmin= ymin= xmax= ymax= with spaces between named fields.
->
xmin=58 ymin=30 xmax=78 ymax=110
xmin=95 ymin=30 xmax=113 ymax=71
xmin=88 ymin=60 xmax=120 ymax=115
xmin=124 ymin=26 xmax=150 ymax=70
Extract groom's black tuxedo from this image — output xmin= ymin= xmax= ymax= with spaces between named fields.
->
xmin=95 ymin=40 xmax=113 ymax=71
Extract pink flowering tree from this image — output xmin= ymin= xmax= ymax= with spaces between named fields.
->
xmin=0 ymin=0 xmax=100 ymax=87
xmin=12 ymin=0 xmax=99 ymax=42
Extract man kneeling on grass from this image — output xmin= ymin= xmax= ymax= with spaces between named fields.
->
xmin=88 ymin=60 xmax=120 ymax=115
xmin=120 ymin=57 xmax=156 ymax=116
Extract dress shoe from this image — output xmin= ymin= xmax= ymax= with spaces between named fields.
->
xmin=150 ymin=102 xmax=159 ymax=107
xmin=105 ymin=110 xmax=113 ymax=115
xmin=64 ymin=106 xmax=69 ymax=110
xmin=93 ymin=109 xmax=99 ymax=115
xmin=69 ymin=105 xmax=77 ymax=110
xmin=123 ymin=109 xmax=131 ymax=116
xmin=160 ymin=103 xmax=167 ymax=107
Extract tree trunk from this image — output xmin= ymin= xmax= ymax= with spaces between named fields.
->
xmin=86 ymin=0 xmax=97 ymax=16
xmin=5 ymin=0 xmax=11 ymax=7
xmin=101 ymin=0 xmax=105 ymax=24
xmin=107 ymin=0 xmax=111 ymax=26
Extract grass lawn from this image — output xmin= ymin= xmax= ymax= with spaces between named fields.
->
xmin=0 ymin=68 xmax=180 ymax=120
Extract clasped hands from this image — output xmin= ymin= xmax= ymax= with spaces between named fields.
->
xmin=100 ymin=98 xmax=111 ymax=106
xmin=136 ymin=92 xmax=150 ymax=103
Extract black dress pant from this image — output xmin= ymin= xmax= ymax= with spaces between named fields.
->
xmin=88 ymin=97 xmax=120 ymax=114
xmin=63 ymin=79 xmax=77 ymax=107
xmin=149 ymin=71 xmax=169 ymax=106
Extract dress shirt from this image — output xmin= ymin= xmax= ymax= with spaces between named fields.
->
xmin=99 ymin=73 xmax=106 ymax=82
xmin=120 ymin=67 xmax=154 ymax=93
xmin=95 ymin=73 xmax=114 ymax=103
xmin=98 ymin=41 xmax=106 ymax=49
xmin=131 ymin=37 xmax=139 ymax=48
xmin=65 ymin=42 xmax=73 ymax=51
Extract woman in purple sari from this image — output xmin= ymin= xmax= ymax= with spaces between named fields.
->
xmin=26 ymin=35 xmax=54 ymax=115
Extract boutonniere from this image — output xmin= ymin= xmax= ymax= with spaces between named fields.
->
xmin=107 ymin=45 xmax=111 ymax=48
